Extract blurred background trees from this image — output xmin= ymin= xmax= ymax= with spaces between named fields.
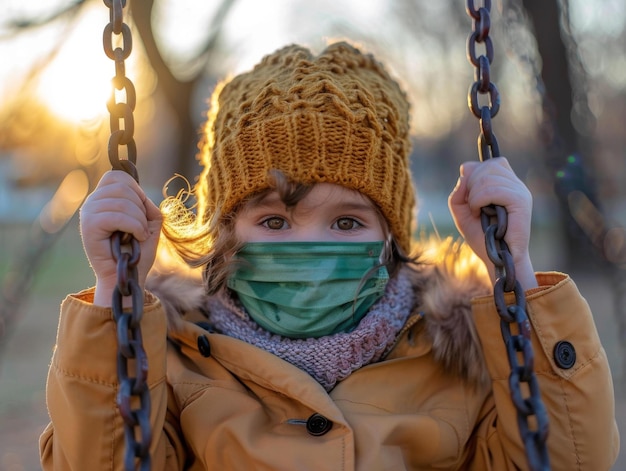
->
xmin=1 ymin=0 xmax=625 ymax=330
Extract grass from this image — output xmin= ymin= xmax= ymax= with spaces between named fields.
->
xmin=0 ymin=219 xmax=93 ymax=470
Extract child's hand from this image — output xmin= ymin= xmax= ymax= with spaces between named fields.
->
xmin=80 ymin=170 xmax=163 ymax=307
xmin=448 ymin=157 xmax=537 ymax=290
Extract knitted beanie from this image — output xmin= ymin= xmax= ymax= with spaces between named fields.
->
xmin=197 ymin=42 xmax=415 ymax=253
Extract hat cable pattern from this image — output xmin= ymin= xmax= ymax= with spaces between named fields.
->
xmin=198 ymin=42 xmax=415 ymax=252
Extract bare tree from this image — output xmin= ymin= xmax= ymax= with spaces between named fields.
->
xmin=130 ymin=0 xmax=238 ymax=187
xmin=0 ymin=0 xmax=239 ymax=351
xmin=520 ymin=0 xmax=605 ymax=271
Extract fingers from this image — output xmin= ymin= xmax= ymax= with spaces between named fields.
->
xmin=460 ymin=156 xmax=512 ymax=178
xmin=448 ymin=170 xmax=469 ymax=209
xmin=458 ymin=157 xmax=530 ymax=214
xmin=81 ymin=171 xmax=164 ymax=305
xmin=81 ymin=170 xmax=158 ymax=242
xmin=448 ymin=157 xmax=531 ymax=244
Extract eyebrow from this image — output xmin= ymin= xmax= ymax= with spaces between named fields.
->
xmin=253 ymin=192 xmax=377 ymax=210
xmin=241 ymin=187 xmax=384 ymax=222
xmin=246 ymin=192 xmax=284 ymax=209
xmin=330 ymin=201 xmax=379 ymax=213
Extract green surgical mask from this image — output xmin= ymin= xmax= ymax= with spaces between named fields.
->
xmin=227 ymin=241 xmax=389 ymax=338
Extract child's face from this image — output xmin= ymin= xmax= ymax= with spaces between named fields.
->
xmin=235 ymin=183 xmax=385 ymax=243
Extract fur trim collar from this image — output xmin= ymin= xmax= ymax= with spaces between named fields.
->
xmin=147 ymin=237 xmax=492 ymax=387
xmin=416 ymin=237 xmax=491 ymax=387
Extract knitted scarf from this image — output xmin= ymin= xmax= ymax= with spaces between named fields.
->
xmin=205 ymin=269 xmax=417 ymax=391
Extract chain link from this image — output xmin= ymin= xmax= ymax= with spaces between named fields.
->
xmin=104 ymin=0 xmax=138 ymax=179
xmin=465 ymin=2 xmax=550 ymax=470
xmin=103 ymin=1 xmax=151 ymax=470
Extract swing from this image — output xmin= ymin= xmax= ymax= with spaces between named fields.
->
xmin=465 ymin=2 xmax=549 ymax=470
xmin=103 ymin=1 xmax=151 ymax=470
xmin=102 ymin=1 xmax=550 ymax=470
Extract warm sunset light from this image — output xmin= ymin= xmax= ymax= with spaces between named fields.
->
xmin=35 ymin=5 xmax=130 ymax=124
xmin=38 ymin=168 xmax=90 ymax=233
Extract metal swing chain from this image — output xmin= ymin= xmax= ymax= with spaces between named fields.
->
xmin=465 ymin=1 xmax=550 ymax=470
xmin=103 ymin=1 xmax=152 ymax=470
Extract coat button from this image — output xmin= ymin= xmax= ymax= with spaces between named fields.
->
xmin=306 ymin=413 xmax=333 ymax=436
xmin=554 ymin=340 xmax=576 ymax=369
xmin=197 ymin=335 xmax=211 ymax=357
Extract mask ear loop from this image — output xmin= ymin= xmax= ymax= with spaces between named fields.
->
xmin=381 ymin=233 xmax=394 ymax=265
xmin=351 ymin=237 xmax=393 ymax=319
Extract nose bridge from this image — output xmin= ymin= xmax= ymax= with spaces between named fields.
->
xmin=289 ymin=224 xmax=329 ymax=242
xmin=289 ymin=205 xmax=330 ymax=242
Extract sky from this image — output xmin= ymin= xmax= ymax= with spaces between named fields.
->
xmin=0 ymin=0 xmax=623 ymax=125
xmin=0 ymin=0 xmax=391 ymax=123
xmin=155 ymin=0 xmax=387 ymax=71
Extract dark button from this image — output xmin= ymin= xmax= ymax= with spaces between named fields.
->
xmin=554 ymin=340 xmax=576 ymax=369
xmin=197 ymin=335 xmax=211 ymax=357
xmin=306 ymin=413 xmax=333 ymax=436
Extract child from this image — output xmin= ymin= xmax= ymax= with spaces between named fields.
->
xmin=40 ymin=42 xmax=618 ymax=470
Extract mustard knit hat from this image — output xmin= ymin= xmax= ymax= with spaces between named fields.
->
xmin=197 ymin=42 xmax=415 ymax=252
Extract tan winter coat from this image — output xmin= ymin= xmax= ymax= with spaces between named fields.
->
xmin=40 ymin=243 xmax=619 ymax=470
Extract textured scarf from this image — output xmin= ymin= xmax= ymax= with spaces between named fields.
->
xmin=205 ymin=268 xmax=417 ymax=390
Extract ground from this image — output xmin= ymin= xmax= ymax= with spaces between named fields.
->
xmin=1 ymin=220 xmax=624 ymax=470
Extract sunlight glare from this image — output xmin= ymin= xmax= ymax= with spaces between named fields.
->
xmin=39 ymin=168 xmax=89 ymax=234
xmin=35 ymin=5 xmax=120 ymax=124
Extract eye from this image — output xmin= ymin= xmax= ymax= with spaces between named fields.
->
xmin=261 ymin=216 xmax=288 ymax=230
xmin=334 ymin=217 xmax=362 ymax=231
